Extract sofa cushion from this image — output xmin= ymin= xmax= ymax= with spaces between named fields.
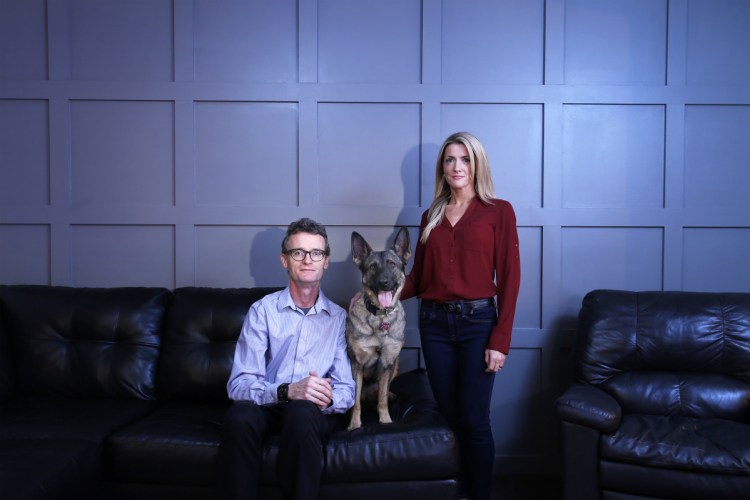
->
xmin=324 ymin=369 xmax=458 ymax=483
xmin=601 ymin=414 xmax=750 ymax=475
xmin=0 ymin=397 xmax=157 ymax=441
xmin=105 ymin=370 xmax=458 ymax=488
xmin=105 ymin=401 xmax=226 ymax=486
xmin=0 ymin=438 xmax=101 ymax=500
xmin=0 ymin=285 xmax=169 ymax=399
xmin=324 ymin=420 xmax=457 ymax=483
xmin=156 ymin=287 xmax=282 ymax=402
xmin=603 ymin=371 xmax=750 ymax=420
xmin=600 ymin=460 xmax=750 ymax=500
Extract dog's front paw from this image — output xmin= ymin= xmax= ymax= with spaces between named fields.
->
xmin=347 ymin=417 xmax=362 ymax=431
xmin=378 ymin=413 xmax=392 ymax=425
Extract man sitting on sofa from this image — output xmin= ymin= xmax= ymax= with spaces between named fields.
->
xmin=218 ymin=217 xmax=356 ymax=500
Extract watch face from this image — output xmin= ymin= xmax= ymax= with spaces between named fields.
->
xmin=278 ymin=383 xmax=289 ymax=401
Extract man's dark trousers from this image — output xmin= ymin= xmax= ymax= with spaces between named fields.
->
xmin=218 ymin=400 xmax=340 ymax=500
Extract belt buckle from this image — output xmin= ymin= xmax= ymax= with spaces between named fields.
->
xmin=445 ymin=302 xmax=461 ymax=313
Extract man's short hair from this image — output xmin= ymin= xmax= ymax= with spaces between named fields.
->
xmin=281 ymin=218 xmax=331 ymax=256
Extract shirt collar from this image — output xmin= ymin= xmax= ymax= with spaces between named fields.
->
xmin=278 ymin=286 xmax=332 ymax=315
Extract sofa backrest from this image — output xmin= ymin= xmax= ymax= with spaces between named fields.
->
xmin=156 ymin=286 xmax=282 ymax=402
xmin=574 ymin=289 xmax=750 ymax=420
xmin=0 ymin=285 xmax=169 ymax=400
xmin=0 ymin=301 xmax=15 ymax=400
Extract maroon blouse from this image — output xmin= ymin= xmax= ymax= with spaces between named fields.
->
xmin=402 ymin=197 xmax=521 ymax=354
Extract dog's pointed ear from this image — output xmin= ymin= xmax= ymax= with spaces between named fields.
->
xmin=392 ymin=226 xmax=412 ymax=264
xmin=351 ymin=231 xmax=372 ymax=268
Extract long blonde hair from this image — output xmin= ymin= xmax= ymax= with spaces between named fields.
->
xmin=420 ymin=132 xmax=495 ymax=244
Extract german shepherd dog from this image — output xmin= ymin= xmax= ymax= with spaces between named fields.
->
xmin=346 ymin=227 xmax=411 ymax=431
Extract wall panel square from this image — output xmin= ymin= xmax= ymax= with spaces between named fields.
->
xmin=442 ymin=0 xmax=544 ymax=84
xmin=516 ymin=226 xmax=542 ymax=329
xmin=683 ymin=227 xmax=750 ymax=292
xmin=318 ymin=103 xmax=420 ymax=207
xmin=561 ymin=227 xmax=664 ymax=326
xmin=0 ymin=0 xmax=47 ymax=80
xmin=194 ymin=102 xmax=298 ymax=206
xmin=318 ymin=0 xmax=421 ymax=83
xmin=0 ymin=224 xmax=50 ymax=285
xmin=686 ymin=0 xmax=750 ymax=85
xmin=684 ymin=105 xmax=750 ymax=208
xmin=564 ymin=0 xmax=667 ymax=85
xmin=69 ymin=0 xmax=173 ymax=81
xmin=71 ymin=225 xmax=174 ymax=287
xmin=70 ymin=100 xmax=174 ymax=206
xmin=0 ymin=99 xmax=49 ymax=205
xmin=441 ymin=104 xmax=543 ymax=208
xmin=195 ymin=225 xmax=288 ymax=288
xmin=194 ymin=0 xmax=298 ymax=83
xmin=563 ymin=104 xmax=665 ymax=208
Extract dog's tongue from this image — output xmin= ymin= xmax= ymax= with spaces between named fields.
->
xmin=378 ymin=291 xmax=394 ymax=308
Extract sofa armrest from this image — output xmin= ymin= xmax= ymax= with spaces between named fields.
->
xmin=556 ymin=383 xmax=622 ymax=433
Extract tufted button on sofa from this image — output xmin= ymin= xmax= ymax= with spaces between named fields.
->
xmin=0 ymin=285 xmax=458 ymax=500
xmin=556 ymin=289 xmax=750 ymax=500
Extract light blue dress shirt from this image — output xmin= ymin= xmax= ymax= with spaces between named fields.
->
xmin=227 ymin=287 xmax=355 ymax=414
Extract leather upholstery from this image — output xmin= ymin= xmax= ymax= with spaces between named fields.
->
xmin=0 ymin=302 xmax=14 ymax=400
xmin=0 ymin=438 xmax=101 ymax=500
xmin=0 ymin=285 xmax=458 ymax=499
xmin=0 ymin=285 xmax=169 ymax=399
xmin=557 ymin=290 xmax=750 ymax=500
xmin=324 ymin=369 xmax=457 ymax=482
xmin=156 ymin=286 xmax=282 ymax=402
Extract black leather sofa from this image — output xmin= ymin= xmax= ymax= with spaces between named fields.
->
xmin=556 ymin=289 xmax=750 ymax=500
xmin=0 ymin=285 xmax=458 ymax=500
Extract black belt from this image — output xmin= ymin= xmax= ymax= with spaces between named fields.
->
xmin=422 ymin=298 xmax=495 ymax=313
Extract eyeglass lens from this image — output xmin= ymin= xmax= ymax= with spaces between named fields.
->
xmin=287 ymin=249 xmax=325 ymax=261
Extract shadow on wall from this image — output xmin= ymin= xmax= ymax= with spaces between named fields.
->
xmin=246 ymin=224 xmax=362 ymax=311
xmin=249 ymin=227 xmax=288 ymax=287
xmin=244 ymin=139 xmax=435 ymax=317
xmin=492 ymin=317 xmax=576 ymax=475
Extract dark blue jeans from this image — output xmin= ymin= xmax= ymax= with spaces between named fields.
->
xmin=419 ymin=299 xmax=498 ymax=500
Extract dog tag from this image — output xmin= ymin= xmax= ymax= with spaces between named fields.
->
xmin=380 ymin=322 xmax=390 ymax=331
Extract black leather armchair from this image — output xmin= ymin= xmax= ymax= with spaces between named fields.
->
xmin=556 ymin=290 xmax=750 ymax=500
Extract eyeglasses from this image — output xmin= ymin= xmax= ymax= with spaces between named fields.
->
xmin=285 ymin=248 xmax=327 ymax=262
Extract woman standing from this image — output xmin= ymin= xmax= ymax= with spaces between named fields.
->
xmin=401 ymin=131 xmax=521 ymax=499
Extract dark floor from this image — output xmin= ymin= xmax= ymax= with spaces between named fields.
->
xmin=491 ymin=475 xmax=562 ymax=500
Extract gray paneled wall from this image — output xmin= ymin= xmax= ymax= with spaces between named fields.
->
xmin=2 ymin=0 xmax=750 ymax=474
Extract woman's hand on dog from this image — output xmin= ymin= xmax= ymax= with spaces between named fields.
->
xmin=349 ymin=290 xmax=362 ymax=314
xmin=288 ymin=371 xmax=334 ymax=409
xmin=485 ymin=349 xmax=506 ymax=373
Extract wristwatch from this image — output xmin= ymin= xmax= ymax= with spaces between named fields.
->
xmin=277 ymin=383 xmax=290 ymax=402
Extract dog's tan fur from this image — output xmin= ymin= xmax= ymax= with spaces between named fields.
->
xmin=345 ymin=227 xmax=411 ymax=431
